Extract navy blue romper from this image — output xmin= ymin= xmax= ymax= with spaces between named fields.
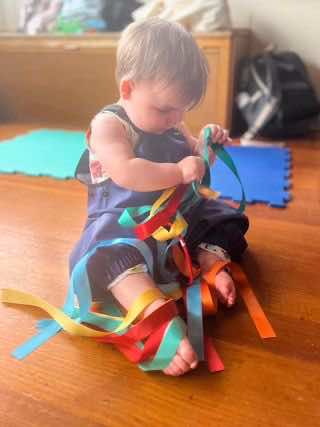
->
xmin=69 ymin=104 xmax=249 ymax=301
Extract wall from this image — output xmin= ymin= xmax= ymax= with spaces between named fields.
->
xmin=228 ymin=0 xmax=320 ymax=96
xmin=0 ymin=0 xmax=21 ymax=32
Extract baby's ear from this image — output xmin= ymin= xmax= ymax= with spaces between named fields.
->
xmin=120 ymin=79 xmax=134 ymax=100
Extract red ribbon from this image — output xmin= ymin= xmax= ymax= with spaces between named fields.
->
xmin=134 ymin=185 xmax=188 ymax=240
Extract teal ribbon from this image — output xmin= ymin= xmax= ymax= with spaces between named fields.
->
xmin=118 ymin=205 xmax=153 ymax=228
xmin=139 ymin=317 xmax=186 ymax=371
xmin=203 ymin=127 xmax=246 ymax=213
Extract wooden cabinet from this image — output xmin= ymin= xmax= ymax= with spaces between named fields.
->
xmin=0 ymin=31 xmax=249 ymax=133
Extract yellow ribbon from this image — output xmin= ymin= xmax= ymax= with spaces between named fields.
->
xmin=149 ymin=185 xmax=219 ymax=242
xmin=1 ymin=287 xmax=165 ymax=337
xmin=150 ymin=187 xmax=187 ymax=241
xmin=150 ymin=187 xmax=176 ymax=216
xmin=152 ymin=213 xmax=188 ymax=242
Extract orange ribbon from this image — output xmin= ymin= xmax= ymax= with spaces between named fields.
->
xmin=173 ymin=243 xmax=276 ymax=339
xmin=229 ymin=262 xmax=276 ymax=339
xmin=172 ymin=244 xmax=220 ymax=315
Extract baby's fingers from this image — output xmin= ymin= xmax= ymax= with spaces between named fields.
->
xmin=208 ymin=148 xmax=216 ymax=164
xmin=211 ymin=126 xmax=231 ymax=145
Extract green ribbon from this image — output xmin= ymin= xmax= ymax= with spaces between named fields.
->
xmin=203 ymin=127 xmax=246 ymax=213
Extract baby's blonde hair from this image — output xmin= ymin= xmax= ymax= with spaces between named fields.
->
xmin=116 ymin=17 xmax=209 ymax=109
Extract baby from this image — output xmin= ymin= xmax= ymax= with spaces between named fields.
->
xmin=70 ymin=17 xmax=249 ymax=376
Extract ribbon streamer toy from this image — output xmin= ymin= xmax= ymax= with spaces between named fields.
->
xmin=1 ymin=127 xmax=276 ymax=372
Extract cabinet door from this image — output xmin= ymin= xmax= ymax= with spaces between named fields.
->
xmin=0 ymin=39 xmax=119 ymax=126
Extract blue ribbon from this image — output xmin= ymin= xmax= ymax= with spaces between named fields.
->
xmin=186 ymin=279 xmax=205 ymax=361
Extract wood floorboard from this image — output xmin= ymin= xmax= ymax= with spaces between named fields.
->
xmin=0 ymin=124 xmax=319 ymax=427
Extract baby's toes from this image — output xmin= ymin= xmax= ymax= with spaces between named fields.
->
xmin=163 ymin=337 xmax=198 ymax=376
xmin=177 ymin=337 xmax=198 ymax=369
xmin=226 ymin=285 xmax=236 ymax=307
xmin=174 ymin=353 xmax=193 ymax=373
xmin=163 ymin=363 xmax=181 ymax=376
xmin=215 ymin=271 xmax=236 ymax=307
xmin=163 ymin=357 xmax=187 ymax=376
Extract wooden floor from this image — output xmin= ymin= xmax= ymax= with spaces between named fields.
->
xmin=0 ymin=124 xmax=319 ymax=427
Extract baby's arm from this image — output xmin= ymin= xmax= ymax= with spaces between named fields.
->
xmin=90 ymin=114 xmax=203 ymax=192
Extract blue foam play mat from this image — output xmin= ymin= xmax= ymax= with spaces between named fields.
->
xmin=211 ymin=145 xmax=291 ymax=207
xmin=0 ymin=129 xmax=291 ymax=207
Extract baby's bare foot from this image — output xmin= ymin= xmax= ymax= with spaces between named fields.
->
xmin=163 ymin=336 xmax=198 ymax=376
xmin=197 ymin=249 xmax=236 ymax=308
xmin=214 ymin=270 xmax=236 ymax=307
xmin=144 ymin=299 xmax=198 ymax=376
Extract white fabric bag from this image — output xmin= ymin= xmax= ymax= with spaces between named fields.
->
xmin=133 ymin=0 xmax=231 ymax=32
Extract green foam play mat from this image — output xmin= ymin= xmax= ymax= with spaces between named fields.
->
xmin=0 ymin=129 xmax=86 ymax=179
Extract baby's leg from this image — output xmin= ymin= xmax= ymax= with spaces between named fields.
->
xmin=197 ymin=248 xmax=236 ymax=307
xmin=110 ymin=272 xmax=198 ymax=376
xmin=184 ymin=198 xmax=248 ymax=307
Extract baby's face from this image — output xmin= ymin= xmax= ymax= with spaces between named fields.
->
xmin=124 ymin=80 xmax=189 ymax=134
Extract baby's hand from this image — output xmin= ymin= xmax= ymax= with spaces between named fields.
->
xmin=195 ymin=124 xmax=232 ymax=164
xmin=178 ymin=156 xmax=205 ymax=184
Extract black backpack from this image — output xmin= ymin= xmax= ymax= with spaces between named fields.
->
xmin=234 ymin=50 xmax=320 ymax=139
xmin=101 ymin=0 xmax=140 ymax=31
